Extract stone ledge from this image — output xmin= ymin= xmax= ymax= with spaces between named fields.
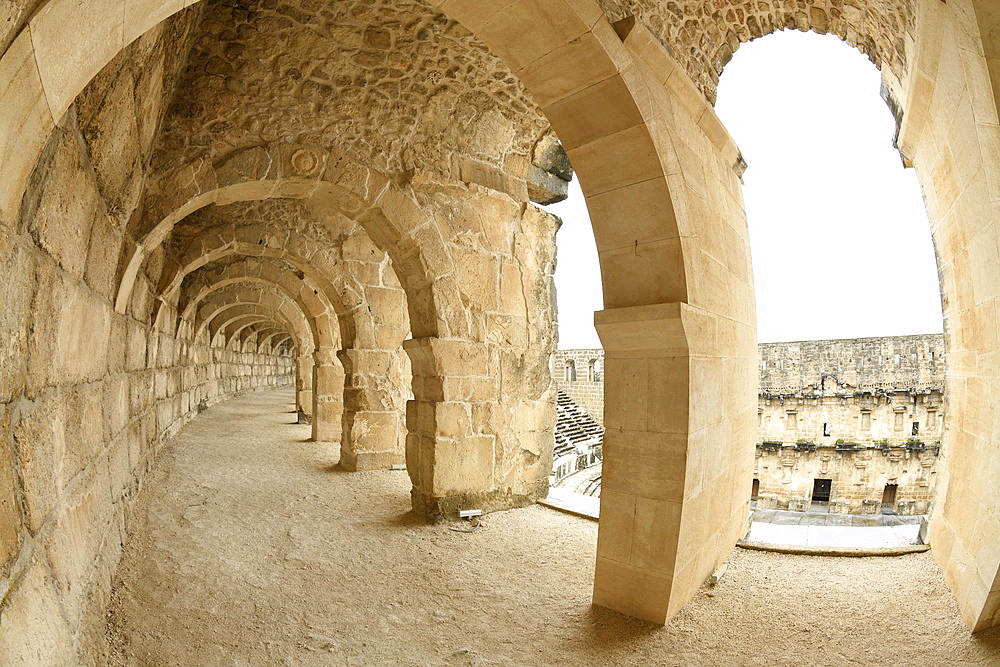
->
xmin=737 ymin=541 xmax=931 ymax=558
xmin=538 ymin=488 xmax=599 ymax=521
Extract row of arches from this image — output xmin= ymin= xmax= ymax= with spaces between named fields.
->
xmin=1 ymin=1 xmax=1000 ymax=663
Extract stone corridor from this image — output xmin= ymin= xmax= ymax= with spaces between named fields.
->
xmin=106 ymin=390 xmax=1000 ymax=666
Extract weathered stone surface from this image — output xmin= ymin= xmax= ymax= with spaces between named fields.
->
xmin=3 ymin=0 xmax=1000 ymax=655
xmin=0 ymin=407 xmax=21 ymax=571
xmin=599 ymin=0 xmax=912 ymax=102
xmin=23 ymin=123 xmax=101 ymax=280
xmin=0 ymin=227 xmax=34 ymax=402
xmin=0 ymin=560 xmax=75 ymax=666
xmin=151 ymin=0 xmax=549 ymax=194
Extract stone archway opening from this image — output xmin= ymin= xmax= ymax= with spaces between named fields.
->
xmin=542 ymin=179 xmax=607 ymax=511
xmin=713 ymin=29 xmax=945 ymax=546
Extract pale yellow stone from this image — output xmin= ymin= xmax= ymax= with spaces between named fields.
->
xmin=0 ymin=32 xmax=54 ymax=225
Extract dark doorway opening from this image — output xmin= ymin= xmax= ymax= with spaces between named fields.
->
xmin=882 ymin=484 xmax=898 ymax=513
xmin=812 ymin=478 xmax=832 ymax=503
xmin=751 ymin=478 xmax=760 ymax=501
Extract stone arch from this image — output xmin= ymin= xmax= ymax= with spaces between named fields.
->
xmin=427 ymin=0 xmax=1000 ymax=631
xmin=895 ymin=0 xmax=1000 ymax=632
xmin=189 ymin=281 xmax=345 ymax=435
xmin=210 ymin=313 xmax=297 ymax=354
xmin=600 ymin=0 xmax=914 ymax=103
xmin=151 ymin=235 xmax=364 ymax=348
xmin=589 ymin=358 xmax=603 ymax=382
xmin=260 ymin=330 xmax=289 ymax=349
xmin=427 ymin=1 xmax=753 ymax=626
xmin=2 ymin=0 xmax=999 ymax=634
xmin=697 ymin=0 xmax=1000 ymax=631
xmin=193 ymin=293 xmax=310 ymax=351
xmin=238 ymin=323 xmax=286 ymax=353
xmin=218 ymin=316 xmax=282 ymax=349
xmin=181 ymin=276 xmax=317 ymax=346
xmin=176 ymin=257 xmax=339 ymax=352
xmin=116 ymin=144 xmax=462 ymax=341
xmin=177 ymin=259 xmax=341 ymax=423
xmin=224 ymin=318 xmax=287 ymax=351
xmin=158 ymin=229 xmax=408 ymax=461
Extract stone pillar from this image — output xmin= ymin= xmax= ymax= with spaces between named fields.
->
xmin=295 ymin=354 xmax=313 ymax=424
xmin=337 ymin=348 xmax=404 ymax=471
xmin=403 ymin=337 xmax=549 ymax=522
xmin=592 ymin=302 xmax=756 ymax=625
xmin=311 ymin=348 xmax=344 ymax=443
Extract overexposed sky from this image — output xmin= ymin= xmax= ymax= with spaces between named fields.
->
xmin=547 ymin=29 xmax=943 ymax=349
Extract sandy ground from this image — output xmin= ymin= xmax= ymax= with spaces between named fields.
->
xmin=107 ymin=389 xmax=1000 ymax=666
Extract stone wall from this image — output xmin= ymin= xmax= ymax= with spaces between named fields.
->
xmin=755 ymin=444 xmax=938 ymax=514
xmin=759 ymin=334 xmax=945 ymax=393
xmin=759 ymin=389 xmax=944 ymax=448
xmin=556 ymin=335 xmax=945 ymax=513
xmin=0 ymin=16 xmax=293 ymax=664
xmin=598 ymin=0 xmax=913 ymax=103
xmin=553 ymin=349 xmax=605 ymax=424
xmin=756 ymin=335 xmax=944 ymax=513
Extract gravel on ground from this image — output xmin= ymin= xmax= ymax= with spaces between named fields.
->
xmin=106 ymin=389 xmax=1000 ymax=666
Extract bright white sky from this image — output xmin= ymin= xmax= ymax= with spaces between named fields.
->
xmin=546 ymin=29 xmax=944 ymax=349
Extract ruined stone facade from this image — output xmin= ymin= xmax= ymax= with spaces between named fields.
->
xmin=554 ymin=348 xmax=605 ymax=424
xmin=755 ymin=335 xmax=944 ymax=514
xmin=556 ymin=335 xmax=944 ymax=514
xmin=4 ymin=0 xmax=1000 ymax=652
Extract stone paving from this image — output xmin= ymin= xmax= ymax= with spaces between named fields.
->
xmin=752 ymin=505 xmax=923 ymax=527
xmin=747 ymin=506 xmax=924 ymax=549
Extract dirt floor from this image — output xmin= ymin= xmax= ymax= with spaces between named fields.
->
xmin=106 ymin=389 xmax=1000 ymax=666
